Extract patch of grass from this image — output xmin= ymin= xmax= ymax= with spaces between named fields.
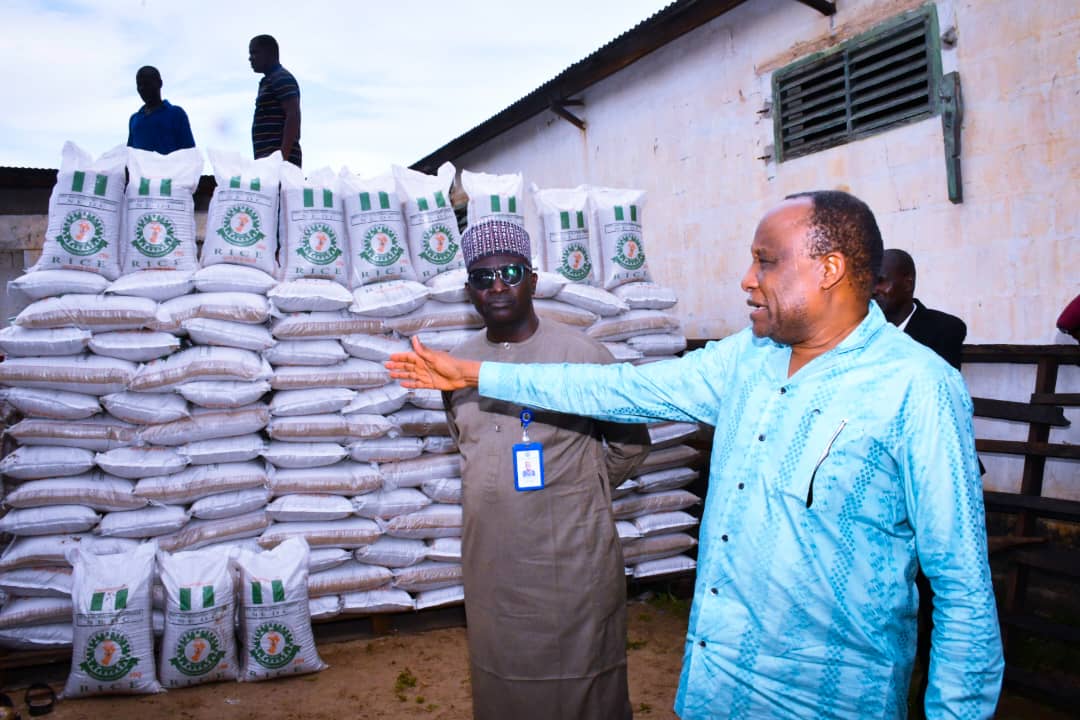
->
xmin=647 ymin=590 xmax=691 ymax=618
xmin=416 ymin=695 xmax=426 ymax=704
xmin=638 ymin=702 xmax=653 ymax=714
xmin=395 ymin=667 xmax=418 ymax=701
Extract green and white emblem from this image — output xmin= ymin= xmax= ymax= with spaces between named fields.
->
xmin=613 ymin=233 xmax=645 ymax=270
xmin=250 ymin=622 xmax=300 ymax=670
xmin=57 ymin=210 xmax=107 ymax=256
xmin=419 ymin=224 xmax=459 ymax=266
xmin=169 ymin=628 xmax=225 ymax=677
xmin=360 ymin=225 xmax=404 ymax=267
xmin=133 ymin=213 xmax=180 ymax=258
xmin=80 ymin=630 xmax=139 ymax=682
xmin=297 ymin=223 xmax=342 ymax=266
xmin=559 ymin=243 xmax=593 ymax=282
xmin=217 ymin=205 xmax=264 ymax=247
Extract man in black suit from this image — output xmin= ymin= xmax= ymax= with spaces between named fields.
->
xmin=874 ymin=248 xmax=966 ymax=368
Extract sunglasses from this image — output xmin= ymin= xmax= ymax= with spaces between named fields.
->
xmin=467 ymin=263 xmax=531 ymax=290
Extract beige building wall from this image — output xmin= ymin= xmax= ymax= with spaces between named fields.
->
xmin=455 ymin=0 xmax=1080 ymax=497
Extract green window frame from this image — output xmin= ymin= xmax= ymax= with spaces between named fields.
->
xmin=773 ymin=4 xmax=942 ymax=162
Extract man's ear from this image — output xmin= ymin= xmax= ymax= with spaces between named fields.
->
xmin=820 ymin=251 xmax=846 ymax=291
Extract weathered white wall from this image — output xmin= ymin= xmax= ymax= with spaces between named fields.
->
xmin=454 ymin=0 xmax=1079 ymax=496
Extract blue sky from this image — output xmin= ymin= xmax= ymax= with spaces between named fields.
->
xmin=5 ymin=0 xmax=672 ymax=175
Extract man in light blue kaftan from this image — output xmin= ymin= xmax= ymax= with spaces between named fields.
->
xmin=387 ymin=191 xmax=1004 ymax=719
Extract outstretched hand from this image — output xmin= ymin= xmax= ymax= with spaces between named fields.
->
xmin=385 ymin=336 xmax=480 ymax=391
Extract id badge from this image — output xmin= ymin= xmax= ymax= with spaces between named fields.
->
xmin=513 ymin=442 xmax=545 ymax=491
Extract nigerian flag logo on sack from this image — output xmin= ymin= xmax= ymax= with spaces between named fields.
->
xmin=419 ymin=224 xmax=458 ymax=265
xmin=360 ymin=225 xmax=404 ymax=266
xmin=613 ymin=233 xmax=645 ymax=270
xmin=80 ymin=589 xmax=138 ymax=682
xmin=251 ymin=622 xmax=300 ymax=670
xmin=58 ymin=210 xmax=107 ymax=256
xmin=133 ymin=213 xmax=180 ymax=258
xmin=170 ymin=628 xmax=226 ymax=678
xmin=218 ymin=205 xmax=265 ymax=247
xmin=559 ymin=243 xmax=593 ymax=282
xmin=298 ymin=223 xmax=342 ymax=265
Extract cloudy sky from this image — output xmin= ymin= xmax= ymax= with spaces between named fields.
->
xmin=5 ymin=0 xmax=672 ymax=175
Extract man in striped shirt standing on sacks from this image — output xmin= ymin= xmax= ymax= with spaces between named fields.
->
xmin=249 ymin=34 xmax=302 ymax=168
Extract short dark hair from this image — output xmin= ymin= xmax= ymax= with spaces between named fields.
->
xmin=785 ymin=190 xmax=883 ymax=299
xmin=250 ymin=35 xmax=279 ymax=57
xmin=136 ymin=66 xmax=161 ymax=83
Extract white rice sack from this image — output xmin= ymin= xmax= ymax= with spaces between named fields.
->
xmin=0 ymin=622 xmax=73 ymax=649
xmin=235 ymin=537 xmax=327 ymax=681
xmin=588 ymin=186 xmax=651 ymax=289
xmin=280 ymin=165 xmax=349 ymax=284
xmin=352 ymin=488 xmax=432 ymax=521
xmin=646 ymin=422 xmax=701 ymax=450
xmin=0 ymin=596 xmax=73 ymax=629
xmin=130 ymin=347 xmax=271 ymax=391
xmin=264 ymin=339 xmax=347 ymax=366
xmin=339 ymin=170 xmax=416 ymax=287
xmin=309 ymin=595 xmax=342 ymax=620
xmin=1 ymin=387 xmax=99 ymax=419
xmin=634 ymin=466 xmax=699 ymax=493
xmin=554 ymin=283 xmax=629 ymax=317
xmin=342 ymin=384 xmax=409 ymax=415
xmin=422 ymin=436 xmax=457 ymax=454
xmin=5 ymin=475 xmax=145 ymax=512
xmin=413 ymin=585 xmax=464 ymax=611
xmin=632 ymin=555 xmax=696 ymax=580
xmin=62 ymin=542 xmax=162 ymax=698
xmin=533 ymin=298 xmax=598 ymax=328
xmin=614 ymin=478 xmax=639 ymax=500
xmin=426 ymin=537 xmax=461 ymax=563
xmin=392 ymin=162 xmax=464 ymax=281
xmin=613 ymin=281 xmax=678 ymax=310
xmin=258 ymin=519 xmax=380 ymax=550
xmin=271 ymin=310 xmax=385 ymax=340
xmin=413 ymin=328 xmax=478 ymax=352
xmin=106 ymin=270 xmax=194 ymax=301
xmin=88 ymin=330 xmax=181 ymax=362
xmin=203 ymin=148 xmax=281 ymax=276
xmin=96 ymin=505 xmax=189 ymax=538
xmin=616 ymin=520 xmax=642 ymax=542
xmin=341 ymin=588 xmax=414 ymax=614
xmin=612 ymin=489 xmax=701 ymax=520
xmin=383 ymin=300 xmax=483 ymax=336
xmin=308 ymin=561 xmax=392 ymax=597
xmin=533 ymin=270 xmax=569 ymax=298
xmin=190 ymin=487 xmax=271 ymax=520
xmin=101 ymin=391 xmax=189 ymax=425
xmin=0 ymin=535 xmax=136 ymax=572
xmin=271 ymin=358 xmax=390 ymax=391
xmin=15 ymin=295 xmax=157 ymax=331
xmin=155 ymin=510 xmax=268 ymax=553
xmin=634 ymin=511 xmax=700 ymax=537
xmin=420 ymin=477 xmax=461 ymax=504
xmin=156 ymin=292 xmax=270 ymax=331
xmin=0 ymin=566 xmax=73 ymax=597
xmin=387 ymin=408 xmax=448 ymax=437
xmin=96 ymin=446 xmax=188 ymax=479
xmin=639 ymin=444 xmax=704 ymax=474
xmin=122 ymin=147 xmax=201 ymax=274
xmin=353 ymin=537 xmax=428 ymax=568
xmin=392 ymin=560 xmax=462 ymax=593
xmin=424 ymin=267 xmax=468 ymax=303
xmin=586 ymin=309 xmax=681 ymax=342
xmin=8 ymin=415 xmax=136 ymax=451
xmin=34 ymin=142 xmax=125 ymax=280
xmin=134 ymin=461 xmax=267 ymax=505
xmin=532 ymin=184 xmax=598 ymax=284
xmin=462 ymin=169 xmax=524 ymax=227
xmin=178 ymin=434 xmax=266 ymax=465
xmin=157 ymin=546 xmax=239 ymax=688
xmin=623 ymin=532 xmax=697 ymax=565
xmin=268 ymin=463 xmax=381 ymax=497
xmin=0 ymin=326 xmax=91 ymax=357
xmin=138 ymin=404 xmax=270 ymax=446
xmin=603 ymin=342 xmax=644 ymax=362
xmin=407 ymin=388 xmax=445 ymax=410
xmin=193 ymin=264 xmax=278 ymax=294
xmin=262 ymin=441 xmax=346 ymax=469
xmin=628 ymin=333 xmax=688 ymax=356
xmin=267 ymin=495 xmax=354 ymax=522
xmin=270 ymin=278 xmax=354 ymax=312
xmin=267 ymin=413 xmax=394 ymax=443
xmin=308 ymin=548 xmax=352 ymax=574
xmin=349 ymin=279 xmax=430 ymax=317
xmin=0 ymin=506 xmax=100 ymax=536
xmin=380 ymin=454 xmax=461 ymax=490
xmin=0 ymin=445 xmax=96 ymax=480
xmin=381 ymin=504 xmax=462 ymax=539
xmin=348 ymin=437 xmax=424 ymax=463
xmin=271 ymin=388 xmax=356 ymax=416
xmin=182 ymin=318 xmax=276 ymax=351
xmin=9 ymin=268 xmax=110 ymax=300
xmin=176 ymin=380 xmax=271 ymax=409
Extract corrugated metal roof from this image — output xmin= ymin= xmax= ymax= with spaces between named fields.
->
xmin=410 ymin=0 xmax=752 ymax=173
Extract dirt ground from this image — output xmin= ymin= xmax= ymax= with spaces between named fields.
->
xmin=1 ymin=595 xmax=1071 ymax=720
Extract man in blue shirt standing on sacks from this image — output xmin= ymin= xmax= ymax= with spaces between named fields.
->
xmin=249 ymin=34 xmax=301 ymax=168
xmin=127 ymin=66 xmax=195 ymax=155
xmin=388 ymin=190 xmax=1004 ymax=719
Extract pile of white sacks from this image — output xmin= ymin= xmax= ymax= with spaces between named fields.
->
xmin=0 ymin=144 xmax=703 ymax=661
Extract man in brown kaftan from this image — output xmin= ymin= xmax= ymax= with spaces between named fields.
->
xmin=446 ymin=221 xmax=649 ymax=720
